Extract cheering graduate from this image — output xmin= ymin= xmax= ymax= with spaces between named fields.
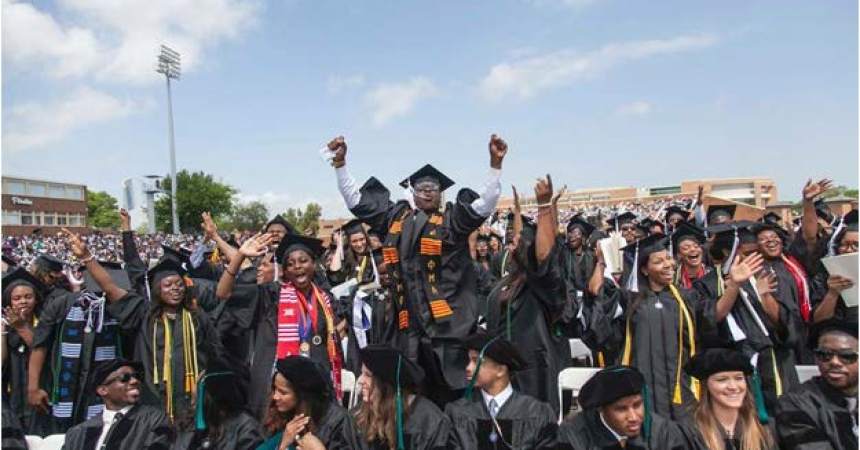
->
xmin=446 ymin=334 xmax=556 ymax=450
xmin=776 ymin=318 xmax=859 ymax=450
xmin=671 ymin=222 xmax=711 ymax=289
xmin=696 ymin=222 xmax=801 ymax=414
xmin=258 ymin=356 xmax=362 ymax=450
xmin=62 ymin=359 xmax=173 ymax=450
xmin=810 ymin=209 xmax=858 ymax=324
xmin=471 ymin=233 xmax=498 ymax=307
xmin=2 ymin=267 xmax=46 ymax=433
xmin=327 ymin=219 xmax=376 ymax=286
xmin=557 ymin=365 xmax=687 ymax=450
xmin=588 ymin=232 xmax=760 ymax=420
xmin=328 ymin=134 xmax=507 ymax=406
xmin=29 ymin=254 xmax=71 ymax=306
xmin=665 ymin=206 xmax=692 ymax=232
xmin=681 ymin=349 xmax=777 ymax=450
xmin=216 ymin=233 xmax=344 ymax=420
xmin=174 ymin=356 xmax=264 ymax=450
xmin=481 ymin=176 xmax=570 ymax=414
xmin=63 ymin=228 xmax=226 ymax=424
xmin=560 ymin=216 xmax=597 ymax=300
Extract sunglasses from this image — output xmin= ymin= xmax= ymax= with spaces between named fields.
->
xmin=104 ymin=371 xmax=140 ymax=385
xmin=813 ymin=349 xmax=859 ymax=365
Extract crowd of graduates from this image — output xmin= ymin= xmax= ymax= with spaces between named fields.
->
xmin=1 ymin=134 xmax=857 ymax=450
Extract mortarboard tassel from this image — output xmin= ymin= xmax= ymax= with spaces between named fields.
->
xmin=750 ymin=369 xmax=770 ymax=424
xmin=464 ymin=336 xmax=500 ymax=400
xmin=625 ymin=244 xmax=640 ymax=293
xmin=721 ymin=227 xmax=740 ymax=276
xmin=195 ymin=371 xmax=232 ymax=431
xmin=642 ymin=383 xmax=653 ymax=441
xmin=827 ymin=215 xmax=846 ymax=257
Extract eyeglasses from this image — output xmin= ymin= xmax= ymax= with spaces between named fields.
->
xmin=813 ymin=349 xmax=859 ymax=365
xmin=838 ymin=241 xmax=859 ymax=252
xmin=103 ymin=371 xmax=140 ymax=385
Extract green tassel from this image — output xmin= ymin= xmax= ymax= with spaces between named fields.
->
xmin=463 ymin=336 xmax=501 ymax=401
xmin=395 ymin=356 xmax=404 ymax=450
xmin=642 ymin=383 xmax=652 ymax=441
xmin=195 ymin=372 xmax=233 ymax=431
xmin=750 ymin=370 xmax=770 ymax=424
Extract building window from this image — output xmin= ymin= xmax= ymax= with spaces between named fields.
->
xmin=21 ymin=212 xmax=33 ymax=225
xmin=33 ymin=213 xmax=42 ymax=225
xmin=44 ymin=213 xmax=55 ymax=226
xmin=3 ymin=211 xmax=20 ymax=225
xmin=28 ymin=182 xmax=47 ymax=197
xmin=57 ymin=214 xmax=67 ymax=226
xmin=48 ymin=185 xmax=65 ymax=199
xmin=66 ymin=187 xmax=84 ymax=200
xmin=5 ymin=181 xmax=25 ymax=195
xmin=68 ymin=215 xmax=80 ymax=226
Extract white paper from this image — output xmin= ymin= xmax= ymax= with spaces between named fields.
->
xmin=331 ymin=277 xmax=358 ymax=299
xmin=319 ymin=146 xmax=336 ymax=165
xmin=599 ymin=232 xmax=627 ymax=277
xmin=822 ymin=253 xmax=859 ymax=307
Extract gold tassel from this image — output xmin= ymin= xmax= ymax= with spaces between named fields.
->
xmin=597 ymin=352 xmax=605 ymax=367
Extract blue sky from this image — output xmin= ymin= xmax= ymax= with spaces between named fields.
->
xmin=3 ymin=0 xmax=857 ymax=222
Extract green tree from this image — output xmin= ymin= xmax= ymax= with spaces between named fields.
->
xmin=228 ymin=200 xmax=270 ymax=232
xmin=87 ymin=190 xmax=121 ymax=229
xmin=155 ymin=171 xmax=236 ymax=233
xmin=282 ymin=202 xmax=323 ymax=236
xmin=822 ymin=185 xmax=859 ymax=200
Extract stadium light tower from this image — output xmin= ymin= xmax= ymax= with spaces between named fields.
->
xmin=156 ymin=45 xmax=181 ymax=234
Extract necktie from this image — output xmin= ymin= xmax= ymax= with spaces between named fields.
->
xmin=488 ymin=399 xmax=499 ymax=418
xmin=100 ymin=412 xmax=124 ymax=450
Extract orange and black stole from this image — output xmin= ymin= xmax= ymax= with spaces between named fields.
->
xmin=381 ymin=208 xmax=455 ymax=333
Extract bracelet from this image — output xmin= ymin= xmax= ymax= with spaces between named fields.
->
xmin=224 ymin=267 xmax=236 ymax=277
xmin=536 ymin=202 xmax=553 ymax=208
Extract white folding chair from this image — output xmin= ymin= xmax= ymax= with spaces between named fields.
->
xmin=41 ymin=434 xmax=65 ymax=450
xmin=341 ymin=369 xmax=357 ymax=409
xmin=557 ymin=367 xmax=600 ymax=423
xmin=569 ymin=338 xmax=593 ymax=366
xmin=25 ymin=436 xmax=44 ymax=450
xmin=795 ymin=365 xmax=820 ymax=384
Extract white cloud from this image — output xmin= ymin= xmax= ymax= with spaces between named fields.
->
xmin=327 ymin=74 xmax=366 ymax=95
xmin=4 ymin=87 xmax=151 ymax=152
xmin=616 ymin=101 xmax=653 ymax=116
xmin=2 ymin=0 xmax=261 ymax=84
xmin=365 ymin=77 xmax=439 ymax=127
xmin=478 ymin=34 xmax=718 ymax=101
xmin=235 ymin=191 xmax=350 ymax=219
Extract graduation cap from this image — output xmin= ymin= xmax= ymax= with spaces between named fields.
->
xmin=265 ymin=215 xmax=298 ymax=235
xmin=827 ymin=209 xmax=859 ymax=256
xmin=82 ymin=261 xmax=131 ymax=293
xmin=2 ymin=267 xmax=47 ymax=304
xmin=809 ymin=318 xmax=858 ymax=348
xmin=398 ymin=164 xmax=455 ymax=192
xmin=844 ymin=209 xmax=859 ymax=232
xmin=2 ymin=254 xmax=18 ymax=269
xmin=706 ymin=205 xmax=736 ymax=225
xmin=147 ymin=258 xmax=187 ymax=288
xmin=670 ymin=222 xmax=706 ymax=255
xmin=160 ymin=245 xmax=190 ymax=264
xmin=360 ymin=345 xmax=425 ymax=389
xmin=762 ymin=212 xmax=782 ymax=225
xmin=639 ymin=219 xmax=662 ymax=235
xmin=814 ymin=199 xmax=835 ymax=224
xmin=342 ymin=219 xmax=367 ymax=237
xmin=707 ymin=221 xmax=758 ymax=275
xmin=606 ymin=212 xmax=637 ymax=231
xmin=34 ymin=254 xmax=64 ymax=272
xmin=566 ymin=217 xmax=595 ymax=237
xmin=90 ymin=359 xmax=144 ymax=390
xmin=579 ymin=366 xmax=645 ymax=409
xmin=665 ymin=206 xmax=690 ymax=223
xmin=275 ymin=234 xmax=325 ymax=264
xmin=275 ymin=356 xmax=331 ymax=396
xmin=750 ymin=222 xmax=788 ymax=242
xmin=684 ymin=349 xmax=753 ymax=380
xmin=463 ymin=333 xmax=528 ymax=372
xmin=621 ymin=234 xmax=669 ymax=292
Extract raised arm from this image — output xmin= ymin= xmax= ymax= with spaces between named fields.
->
xmin=534 ymin=174 xmax=556 ymax=265
xmin=469 ymin=134 xmax=507 ymax=217
xmin=119 ymin=209 xmax=148 ymax=291
xmin=62 ymin=228 xmax=128 ymax=302
xmin=201 ymin=211 xmax=239 ymax=263
xmin=215 ymin=233 xmax=272 ymax=300
xmin=801 ymin=178 xmax=833 ymax=247
xmin=327 ymin=136 xmax=362 ymax=210
xmin=714 ymin=253 xmax=765 ymax=322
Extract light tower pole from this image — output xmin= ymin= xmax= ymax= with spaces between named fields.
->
xmin=156 ymin=45 xmax=181 ymax=234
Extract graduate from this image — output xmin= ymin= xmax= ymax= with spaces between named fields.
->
xmin=216 ymin=233 xmax=344 ymax=420
xmin=29 ymin=253 xmax=71 ymax=306
xmin=559 ymin=216 xmax=597 ymax=313
xmin=354 ymin=344 xmax=452 ymax=450
xmin=810 ymin=209 xmax=857 ymax=324
xmin=62 ymin=359 xmax=173 ymax=449
xmin=327 ymin=219 xmax=376 ymax=286
xmin=258 ymin=356 xmax=362 ymax=450
xmin=557 ymin=365 xmax=688 ymax=450
xmin=471 ymin=233 xmax=498 ymax=309
xmin=682 ymin=349 xmax=777 ymax=450
xmin=665 ymin=205 xmax=692 ymax=232
xmin=606 ymin=212 xmax=639 ymax=244
xmin=696 ymin=222 xmax=802 ymax=413
xmin=481 ymin=176 xmax=570 ymax=414
xmin=445 ymin=334 xmax=556 ymax=450
xmin=64 ymin=228 xmax=226 ymax=424
xmin=671 ymin=222 xmax=711 ymax=289
xmin=2 ymin=267 xmax=46 ymax=433
xmin=776 ymin=318 xmax=858 ymax=450
xmin=588 ymin=233 xmax=757 ymax=420
xmin=328 ymin=134 xmax=507 ymax=406
xmin=174 ymin=355 xmax=264 ymax=450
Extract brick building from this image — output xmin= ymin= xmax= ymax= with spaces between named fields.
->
xmin=2 ymin=176 xmax=89 ymax=236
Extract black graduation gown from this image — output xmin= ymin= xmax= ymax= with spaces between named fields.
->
xmin=3 ymin=327 xmax=34 ymax=432
xmin=258 ymin=403 xmax=363 ymax=450
xmin=329 ymin=252 xmax=377 ymax=286
xmin=678 ymin=419 xmax=778 ymax=450
xmin=763 ymin=245 xmax=813 ymax=364
xmin=474 ymin=260 xmax=498 ymax=317
xmin=349 ymin=177 xmax=486 ymax=392
xmin=445 ymin=390 xmax=557 ymax=450
xmin=811 ymin=269 xmax=859 ymax=323
xmin=361 ymin=396 xmax=452 ymax=450
xmin=484 ymin=244 xmax=571 ymax=415
xmin=172 ymin=412 xmax=264 ymax=450
xmin=108 ymin=292 xmax=225 ymax=421
xmin=62 ymin=404 xmax=174 ymax=450
xmin=340 ymin=289 xmax=396 ymax=374
xmin=31 ymin=292 xmax=117 ymax=435
xmin=1 ymin=399 xmax=27 ymax=450
xmin=694 ymin=270 xmax=801 ymax=414
xmin=491 ymin=249 xmax=513 ymax=279
xmin=217 ymin=282 xmax=341 ymax=420
xmin=557 ymin=409 xmax=688 ymax=450
xmin=776 ymin=376 xmax=859 ymax=450
xmin=588 ymin=284 xmax=716 ymax=421
xmin=556 ymin=240 xmax=596 ymax=339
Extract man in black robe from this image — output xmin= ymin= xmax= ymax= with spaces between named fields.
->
xmin=328 ymin=134 xmax=508 ymax=406
xmin=557 ymin=216 xmax=596 ymax=339
xmin=777 ymin=318 xmax=858 ymax=450
xmin=446 ymin=333 xmax=557 ymax=450
xmin=557 ymin=365 xmax=688 ymax=450
xmin=29 ymin=254 xmax=70 ymax=307
xmin=63 ymin=359 xmax=173 ymax=449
